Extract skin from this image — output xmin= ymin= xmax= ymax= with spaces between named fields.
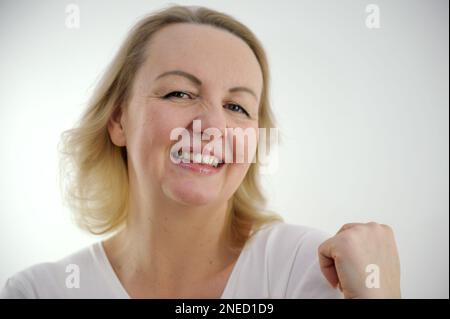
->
xmin=106 ymin=23 xmax=262 ymax=298
xmin=106 ymin=23 xmax=402 ymax=298
xmin=319 ymin=222 xmax=402 ymax=298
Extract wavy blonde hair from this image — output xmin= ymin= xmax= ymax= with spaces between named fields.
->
xmin=58 ymin=4 xmax=283 ymax=253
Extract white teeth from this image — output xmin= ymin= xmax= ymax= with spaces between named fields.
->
xmin=194 ymin=153 xmax=202 ymax=163
xmin=174 ymin=151 xmax=221 ymax=168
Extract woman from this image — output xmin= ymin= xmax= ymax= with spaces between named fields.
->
xmin=1 ymin=5 xmax=401 ymax=299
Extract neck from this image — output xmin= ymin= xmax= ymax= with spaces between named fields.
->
xmin=103 ymin=172 xmax=238 ymax=295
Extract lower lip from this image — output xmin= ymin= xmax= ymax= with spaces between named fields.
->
xmin=173 ymin=160 xmax=225 ymax=175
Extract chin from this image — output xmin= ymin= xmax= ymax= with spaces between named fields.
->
xmin=163 ymin=182 xmax=220 ymax=206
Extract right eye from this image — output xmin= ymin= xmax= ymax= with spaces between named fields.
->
xmin=163 ymin=91 xmax=192 ymax=99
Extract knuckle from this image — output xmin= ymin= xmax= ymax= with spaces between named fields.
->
xmin=381 ymin=223 xmax=394 ymax=235
xmin=366 ymin=221 xmax=386 ymax=234
xmin=367 ymin=221 xmax=380 ymax=228
xmin=340 ymin=223 xmax=352 ymax=231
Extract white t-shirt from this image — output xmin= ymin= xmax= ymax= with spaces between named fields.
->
xmin=0 ymin=222 xmax=343 ymax=299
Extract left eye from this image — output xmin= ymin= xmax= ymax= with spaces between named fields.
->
xmin=163 ymin=91 xmax=192 ymax=99
xmin=164 ymin=91 xmax=250 ymax=117
xmin=225 ymin=104 xmax=250 ymax=117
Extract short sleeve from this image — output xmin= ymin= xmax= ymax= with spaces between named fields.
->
xmin=285 ymin=229 xmax=343 ymax=299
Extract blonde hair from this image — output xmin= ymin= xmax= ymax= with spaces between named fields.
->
xmin=58 ymin=5 xmax=283 ymax=252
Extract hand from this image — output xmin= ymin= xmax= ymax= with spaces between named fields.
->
xmin=318 ymin=222 xmax=401 ymax=298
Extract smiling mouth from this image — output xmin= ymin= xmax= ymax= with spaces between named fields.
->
xmin=171 ymin=149 xmax=225 ymax=168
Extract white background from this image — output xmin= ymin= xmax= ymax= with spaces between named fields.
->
xmin=0 ymin=0 xmax=448 ymax=298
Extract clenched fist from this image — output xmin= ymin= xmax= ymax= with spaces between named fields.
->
xmin=318 ymin=222 xmax=401 ymax=298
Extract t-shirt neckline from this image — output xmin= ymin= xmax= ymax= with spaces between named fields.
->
xmin=92 ymin=237 xmax=253 ymax=299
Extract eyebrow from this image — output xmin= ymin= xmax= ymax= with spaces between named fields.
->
xmin=155 ymin=70 xmax=258 ymax=100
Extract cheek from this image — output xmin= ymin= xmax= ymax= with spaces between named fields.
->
xmin=228 ymin=123 xmax=259 ymax=163
xmin=127 ymin=103 xmax=182 ymax=168
xmin=224 ymin=162 xmax=252 ymax=194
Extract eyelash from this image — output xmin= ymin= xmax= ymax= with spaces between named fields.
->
xmin=163 ymin=91 xmax=251 ymax=117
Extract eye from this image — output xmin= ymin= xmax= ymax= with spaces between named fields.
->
xmin=225 ymin=103 xmax=250 ymax=117
xmin=163 ymin=91 xmax=250 ymax=118
xmin=163 ymin=91 xmax=193 ymax=99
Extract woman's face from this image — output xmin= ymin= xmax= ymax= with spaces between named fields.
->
xmin=110 ymin=23 xmax=263 ymax=206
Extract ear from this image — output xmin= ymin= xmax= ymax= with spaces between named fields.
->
xmin=108 ymin=106 xmax=126 ymax=147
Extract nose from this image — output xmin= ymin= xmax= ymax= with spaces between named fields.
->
xmin=196 ymin=100 xmax=227 ymax=135
xmin=188 ymin=100 xmax=229 ymax=156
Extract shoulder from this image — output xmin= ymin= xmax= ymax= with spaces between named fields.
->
xmin=248 ymin=222 xmax=332 ymax=259
xmin=0 ymin=244 xmax=98 ymax=299
xmin=252 ymin=222 xmax=330 ymax=244
xmin=245 ymin=222 xmax=342 ymax=298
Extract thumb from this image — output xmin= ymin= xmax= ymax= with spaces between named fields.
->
xmin=318 ymin=238 xmax=340 ymax=289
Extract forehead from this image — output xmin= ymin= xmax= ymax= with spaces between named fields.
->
xmin=142 ymin=23 xmax=263 ymax=93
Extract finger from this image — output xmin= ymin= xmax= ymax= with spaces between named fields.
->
xmin=318 ymin=238 xmax=340 ymax=289
xmin=335 ymin=222 xmax=365 ymax=235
